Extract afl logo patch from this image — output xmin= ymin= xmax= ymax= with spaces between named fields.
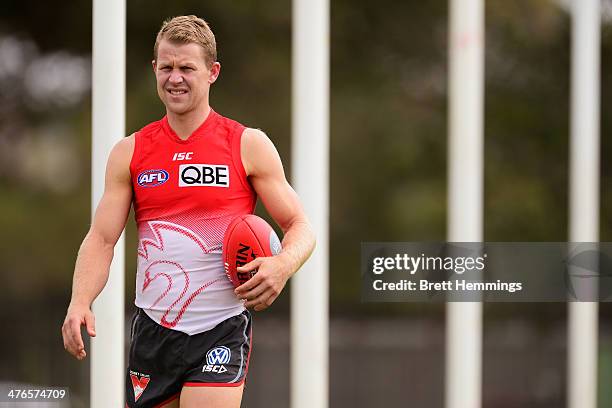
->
xmin=137 ymin=169 xmax=169 ymax=187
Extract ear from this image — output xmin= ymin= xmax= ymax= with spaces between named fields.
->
xmin=208 ymin=62 xmax=221 ymax=84
xmin=152 ymin=60 xmax=157 ymax=74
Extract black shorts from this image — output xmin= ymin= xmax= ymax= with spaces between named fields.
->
xmin=125 ymin=309 xmax=252 ymax=407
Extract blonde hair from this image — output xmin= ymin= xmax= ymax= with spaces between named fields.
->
xmin=153 ymin=15 xmax=217 ymax=68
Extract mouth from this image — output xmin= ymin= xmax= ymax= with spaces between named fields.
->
xmin=167 ymin=89 xmax=188 ymax=96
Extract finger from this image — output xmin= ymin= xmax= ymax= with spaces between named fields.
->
xmin=77 ymin=349 xmax=86 ymax=360
xmin=85 ymin=312 xmax=96 ymax=337
xmin=255 ymin=291 xmax=280 ymax=311
xmin=62 ymin=318 xmax=85 ymax=359
xmin=63 ymin=327 xmax=77 ymax=357
xmin=237 ymin=281 xmax=268 ymax=301
xmin=65 ymin=336 xmax=80 ymax=359
xmin=236 ymin=258 xmax=264 ymax=275
xmin=236 ymin=257 xmax=265 ymax=273
xmin=235 ymin=271 xmax=265 ymax=294
xmin=245 ymin=288 xmax=275 ymax=309
xmin=62 ymin=325 xmax=71 ymax=352
xmin=62 ymin=321 xmax=76 ymax=355
xmin=69 ymin=319 xmax=84 ymax=353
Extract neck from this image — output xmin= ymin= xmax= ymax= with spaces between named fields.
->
xmin=166 ymin=104 xmax=211 ymax=140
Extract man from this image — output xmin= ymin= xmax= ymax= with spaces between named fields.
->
xmin=61 ymin=15 xmax=315 ymax=408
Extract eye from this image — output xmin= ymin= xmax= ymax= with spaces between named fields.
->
xmin=182 ymin=66 xmax=194 ymax=71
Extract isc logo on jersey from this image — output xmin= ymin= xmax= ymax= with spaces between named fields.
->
xmin=137 ymin=169 xmax=169 ymax=187
xmin=179 ymin=164 xmax=229 ymax=187
xmin=203 ymin=346 xmax=231 ymax=373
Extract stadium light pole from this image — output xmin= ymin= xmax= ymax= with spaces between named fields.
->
xmin=446 ymin=1 xmax=484 ymax=408
xmin=291 ymin=0 xmax=330 ymax=407
xmin=91 ymin=0 xmax=126 ymax=407
xmin=568 ymin=1 xmax=600 ymax=408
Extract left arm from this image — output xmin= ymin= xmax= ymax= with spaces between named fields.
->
xmin=234 ymin=128 xmax=316 ymax=311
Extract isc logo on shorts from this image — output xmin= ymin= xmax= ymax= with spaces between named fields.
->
xmin=203 ymin=346 xmax=231 ymax=374
xmin=179 ymin=164 xmax=229 ymax=187
xmin=137 ymin=169 xmax=169 ymax=187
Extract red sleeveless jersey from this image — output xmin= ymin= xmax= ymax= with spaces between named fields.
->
xmin=129 ymin=109 xmax=255 ymax=335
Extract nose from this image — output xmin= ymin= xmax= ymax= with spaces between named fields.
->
xmin=169 ymin=70 xmax=184 ymax=84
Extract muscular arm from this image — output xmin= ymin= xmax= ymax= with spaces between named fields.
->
xmin=234 ymin=128 xmax=316 ymax=311
xmin=62 ymin=135 xmax=134 ymax=360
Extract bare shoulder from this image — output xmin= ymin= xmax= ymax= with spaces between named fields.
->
xmin=114 ymin=133 xmax=135 ymax=156
xmin=242 ymin=127 xmax=274 ymax=149
xmin=107 ymin=133 xmax=136 ymax=181
xmin=241 ymin=128 xmax=282 ymax=177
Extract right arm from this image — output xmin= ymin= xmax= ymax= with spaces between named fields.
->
xmin=61 ymin=134 xmax=134 ymax=360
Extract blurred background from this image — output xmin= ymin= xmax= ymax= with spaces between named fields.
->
xmin=1 ymin=0 xmax=612 ymax=407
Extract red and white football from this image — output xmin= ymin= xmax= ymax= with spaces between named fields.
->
xmin=223 ymin=214 xmax=282 ymax=288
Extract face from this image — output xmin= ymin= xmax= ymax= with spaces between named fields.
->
xmin=153 ymin=39 xmax=220 ymax=116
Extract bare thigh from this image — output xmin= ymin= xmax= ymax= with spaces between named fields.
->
xmin=160 ymin=398 xmax=180 ymax=408
xmin=179 ymin=384 xmax=245 ymax=408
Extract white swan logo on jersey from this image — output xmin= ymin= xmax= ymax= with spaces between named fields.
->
xmin=179 ymin=164 xmax=229 ymax=187
xmin=137 ymin=221 xmax=222 ymax=328
xmin=203 ymin=346 xmax=231 ymax=373
xmin=137 ymin=169 xmax=169 ymax=187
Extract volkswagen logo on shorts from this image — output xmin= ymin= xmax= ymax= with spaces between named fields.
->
xmin=206 ymin=346 xmax=231 ymax=365
xmin=137 ymin=169 xmax=169 ymax=187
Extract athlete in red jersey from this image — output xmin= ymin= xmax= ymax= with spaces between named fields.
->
xmin=61 ymin=15 xmax=315 ymax=408
xmin=131 ymin=109 xmax=255 ymax=336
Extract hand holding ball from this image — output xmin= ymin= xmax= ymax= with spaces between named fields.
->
xmin=223 ymin=214 xmax=282 ymax=288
